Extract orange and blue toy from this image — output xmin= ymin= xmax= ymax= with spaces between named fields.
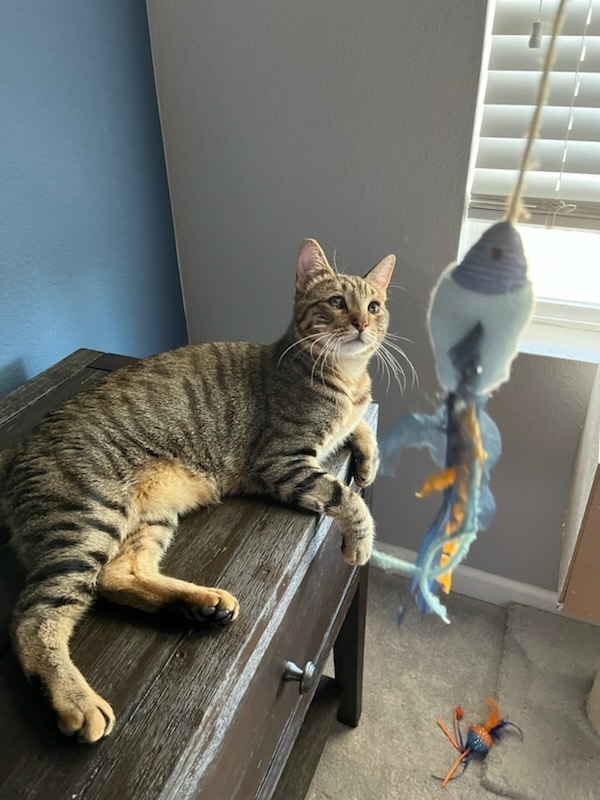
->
xmin=435 ymin=698 xmax=522 ymax=788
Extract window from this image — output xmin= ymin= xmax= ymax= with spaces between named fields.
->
xmin=462 ymin=0 xmax=600 ymax=359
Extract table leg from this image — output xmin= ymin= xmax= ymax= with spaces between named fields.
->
xmin=333 ymin=562 xmax=369 ymax=727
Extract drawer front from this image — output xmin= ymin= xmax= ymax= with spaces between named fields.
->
xmin=197 ymin=521 xmax=355 ymax=800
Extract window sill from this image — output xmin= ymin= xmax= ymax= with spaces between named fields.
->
xmin=521 ymin=314 xmax=600 ymax=363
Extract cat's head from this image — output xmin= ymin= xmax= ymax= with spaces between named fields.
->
xmin=293 ymin=238 xmax=395 ymax=362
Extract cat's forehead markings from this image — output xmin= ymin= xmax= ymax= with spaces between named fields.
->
xmin=339 ymin=278 xmax=359 ymax=294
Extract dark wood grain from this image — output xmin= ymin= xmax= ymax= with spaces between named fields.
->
xmin=89 ymin=353 xmax=140 ymax=372
xmin=0 ymin=348 xmax=101 ymax=426
xmin=334 ymin=561 xmax=369 ymax=727
xmin=0 ymin=352 xmax=377 ymax=800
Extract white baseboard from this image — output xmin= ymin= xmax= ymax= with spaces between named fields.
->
xmin=373 ymin=542 xmax=560 ymax=614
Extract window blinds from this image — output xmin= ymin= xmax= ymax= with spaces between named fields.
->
xmin=469 ymin=0 xmax=600 ymax=231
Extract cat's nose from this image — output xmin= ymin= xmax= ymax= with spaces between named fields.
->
xmin=352 ymin=318 xmax=368 ymax=333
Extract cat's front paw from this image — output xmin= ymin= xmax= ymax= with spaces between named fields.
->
xmin=342 ymin=536 xmax=373 ymax=566
xmin=341 ymin=508 xmax=374 ymax=566
xmin=352 ymin=445 xmax=380 ymax=488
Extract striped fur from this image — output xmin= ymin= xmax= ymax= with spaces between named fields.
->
xmin=0 ymin=238 xmax=395 ymax=743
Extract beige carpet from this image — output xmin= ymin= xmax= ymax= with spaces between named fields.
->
xmin=483 ymin=605 xmax=600 ymax=800
xmin=308 ymin=568 xmax=507 ymax=800
xmin=307 ymin=568 xmax=600 ymax=800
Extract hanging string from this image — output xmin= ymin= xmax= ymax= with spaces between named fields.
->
xmin=505 ymin=0 xmax=569 ymax=224
xmin=556 ymin=0 xmax=593 ymax=195
xmin=537 ymin=0 xmax=545 ymax=20
xmin=543 ymin=199 xmax=577 ymax=228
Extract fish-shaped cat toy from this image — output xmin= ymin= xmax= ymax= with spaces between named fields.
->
xmin=374 ymin=221 xmax=534 ymax=622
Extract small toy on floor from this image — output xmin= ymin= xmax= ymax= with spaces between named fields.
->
xmin=435 ymin=698 xmax=523 ymax=788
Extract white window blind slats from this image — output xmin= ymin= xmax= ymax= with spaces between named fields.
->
xmin=471 ymin=188 xmax=600 ymax=232
xmin=489 ymin=35 xmax=600 ymax=71
xmin=493 ymin=0 xmax=599 ymax=36
xmin=480 ymin=105 xmax=599 ymax=141
xmin=477 ymin=138 xmax=600 ymax=174
xmin=468 ymin=0 xmax=600 ymax=231
xmin=485 ymin=70 xmax=599 ymax=106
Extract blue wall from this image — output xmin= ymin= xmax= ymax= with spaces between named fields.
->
xmin=0 ymin=0 xmax=187 ymax=396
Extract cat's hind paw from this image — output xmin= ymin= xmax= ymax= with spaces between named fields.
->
xmin=175 ymin=587 xmax=240 ymax=626
xmin=55 ymin=687 xmax=115 ymax=744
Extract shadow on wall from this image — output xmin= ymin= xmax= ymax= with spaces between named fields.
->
xmin=0 ymin=360 xmax=27 ymax=398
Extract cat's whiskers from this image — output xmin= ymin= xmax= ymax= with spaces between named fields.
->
xmin=309 ymin=335 xmax=327 ymax=384
xmin=309 ymin=332 xmax=328 ymax=363
xmin=319 ymin=341 xmax=331 ymax=387
xmin=378 ymin=344 xmax=406 ymax=392
xmin=277 ymin=332 xmax=329 ymax=367
xmin=382 ymin=335 xmax=419 ymax=388
xmin=373 ymin=336 xmax=418 ymax=394
xmin=386 ymin=331 xmax=414 ymax=344
xmin=374 ymin=348 xmax=393 ymax=393
xmin=312 ymin=333 xmax=346 ymax=388
xmin=320 ymin=335 xmax=342 ymax=387
xmin=310 ymin=333 xmax=336 ymax=387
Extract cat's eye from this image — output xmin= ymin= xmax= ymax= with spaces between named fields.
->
xmin=368 ymin=301 xmax=380 ymax=313
xmin=328 ymin=295 xmax=346 ymax=309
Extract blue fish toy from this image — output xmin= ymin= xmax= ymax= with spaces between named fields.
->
xmin=374 ymin=221 xmax=534 ymax=622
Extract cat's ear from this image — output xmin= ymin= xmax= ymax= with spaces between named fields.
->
xmin=296 ymin=238 xmax=334 ymax=293
xmin=364 ymin=254 xmax=396 ymax=293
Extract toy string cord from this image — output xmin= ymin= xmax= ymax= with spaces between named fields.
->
xmin=506 ymin=0 xmax=568 ymax=224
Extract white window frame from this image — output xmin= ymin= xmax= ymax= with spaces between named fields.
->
xmin=461 ymin=0 xmax=600 ymax=363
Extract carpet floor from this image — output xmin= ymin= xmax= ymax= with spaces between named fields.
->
xmin=306 ymin=567 xmax=600 ymax=800
xmin=483 ymin=604 xmax=600 ymax=800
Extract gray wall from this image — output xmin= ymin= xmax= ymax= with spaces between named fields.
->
xmin=147 ymin=0 xmax=597 ymax=591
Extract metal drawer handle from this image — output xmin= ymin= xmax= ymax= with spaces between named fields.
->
xmin=282 ymin=660 xmax=316 ymax=695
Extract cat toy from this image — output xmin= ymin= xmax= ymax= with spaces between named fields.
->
xmin=371 ymin=0 xmax=568 ymax=622
xmin=435 ymin=698 xmax=523 ymax=788
xmin=375 ymin=221 xmax=532 ymax=622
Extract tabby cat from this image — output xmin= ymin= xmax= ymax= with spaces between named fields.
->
xmin=0 ymin=238 xmax=395 ymax=743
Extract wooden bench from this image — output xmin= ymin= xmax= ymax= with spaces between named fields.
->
xmin=0 ymin=349 xmax=375 ymax=800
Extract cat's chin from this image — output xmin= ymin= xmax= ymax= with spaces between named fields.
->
xmin=340 ymin=337 xmax=375 ymax=358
